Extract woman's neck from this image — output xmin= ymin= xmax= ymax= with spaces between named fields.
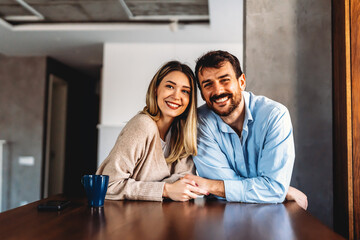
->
xmin=156 ymin=116 xmax=174 ymax=140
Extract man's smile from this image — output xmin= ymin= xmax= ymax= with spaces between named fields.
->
xmin=210 ymin=93 xmax=232 ymax=106
xmin=214 ymin=96 xmax=229 ymax=104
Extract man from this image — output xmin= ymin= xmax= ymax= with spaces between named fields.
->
xmin=185 ymin=50 xmax=307 ymax=209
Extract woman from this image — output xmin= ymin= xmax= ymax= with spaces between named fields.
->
xmin=97 ymin=60 xmax=308 ymax=208
xmin=96 ymin=61 xmax=207 ymax=201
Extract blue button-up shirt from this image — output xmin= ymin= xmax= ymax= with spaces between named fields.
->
xmin=194 ymin=91 xmax=295 ymax=203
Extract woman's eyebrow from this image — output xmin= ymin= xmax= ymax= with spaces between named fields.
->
xmin=165 ymin=80 xmax=176 ymax=85
xmin=166 ymin=80 xmax=190 ymax=89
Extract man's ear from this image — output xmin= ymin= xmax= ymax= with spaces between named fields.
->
xmin=238 ymin=73 xmax=246 ymax=91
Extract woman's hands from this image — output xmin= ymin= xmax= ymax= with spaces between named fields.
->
xmin=286 ymin=186 xmax=308 ymax=210
xmin=163 ymin=178 xmax=209 ymax=201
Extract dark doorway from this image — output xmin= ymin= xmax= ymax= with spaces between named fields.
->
xmin=42 ymin=58 xmax=99 ymax=197
xmin=44 ymin=74 xmax=68 ymax=197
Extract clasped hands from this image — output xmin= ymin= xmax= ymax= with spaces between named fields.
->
xmin=163 ymin=175 xmax=209 ymax=202
xmin=164 ymin=174 xmax=308 ymax=211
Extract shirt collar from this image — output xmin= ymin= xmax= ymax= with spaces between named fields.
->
xmin=212 ymin=91 xmax=253 ymax=134
xmin=243 ymin=91 xmax=253 ymax=123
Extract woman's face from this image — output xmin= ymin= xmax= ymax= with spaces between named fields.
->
xmin=156 ymin=71 xmax=191 ymax=121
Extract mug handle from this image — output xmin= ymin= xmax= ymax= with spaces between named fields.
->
xmin=81 ymin=176 xmax=84 ymax=185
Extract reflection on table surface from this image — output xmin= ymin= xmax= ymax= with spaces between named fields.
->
xmin=0 ymin=195 xmax=344 ymax=240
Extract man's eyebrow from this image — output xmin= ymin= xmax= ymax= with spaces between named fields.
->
xmin=166 ymin=80 xmax=190 ymax=89
xmin=201 ymin=79 xmax=211 ymax=85
xmin=218 ymin=74 xmax=230 ymax=79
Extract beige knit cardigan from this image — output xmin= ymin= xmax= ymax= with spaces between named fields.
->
xmin=96 ymin=113 xmax=195 ymax=201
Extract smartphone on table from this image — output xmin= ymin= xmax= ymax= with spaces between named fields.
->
xmin=37 ymin=200 xmax=71 ymax=211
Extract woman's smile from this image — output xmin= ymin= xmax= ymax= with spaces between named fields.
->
xmin=165 ymin=101 xmax=182 ymax=109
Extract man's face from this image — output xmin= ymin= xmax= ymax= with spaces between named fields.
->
xmin=198 ymin=61 xmax=246 ymax=116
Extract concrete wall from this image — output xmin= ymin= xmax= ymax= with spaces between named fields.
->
xmin=0 ymin=56 xmax=47 ymax=210
xmin=245 ymin=1 xmax=332 ymax=227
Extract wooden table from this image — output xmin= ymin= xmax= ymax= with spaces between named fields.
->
xmin=0 ymin=195 xmax=343 ymax=240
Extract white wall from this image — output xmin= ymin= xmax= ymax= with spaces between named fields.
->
xmin=98 ymin=0 xmax=244 ymax=166
xmin=101 ymin=43 xmax=243 ymax=125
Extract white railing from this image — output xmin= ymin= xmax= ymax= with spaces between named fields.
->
xmin=0 ymin=140 xmax=6 ymax=212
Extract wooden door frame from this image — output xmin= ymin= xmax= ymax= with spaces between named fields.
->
xmin=333 ymin=0 xmax=360 ymax=239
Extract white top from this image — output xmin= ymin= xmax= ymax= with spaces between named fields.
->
xmin=160 ymin=130 xmax=171 ymax=158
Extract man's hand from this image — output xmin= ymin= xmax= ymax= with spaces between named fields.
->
xmin=183 ymin=174 xmax=225 ymax=198
xmin=163 ymin=178 xmax=208 ymax=201
xmin=286 ymin=186 xmax=308 ymax=210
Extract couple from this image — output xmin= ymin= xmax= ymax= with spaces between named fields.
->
xmin=97 ymin=50 xmax=308 ymax=210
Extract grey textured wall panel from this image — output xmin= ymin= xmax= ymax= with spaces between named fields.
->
xmin=0 ymin=56 xmax=47 ymax=210
xmin=245 ymin=1 xmax=332 ymax=228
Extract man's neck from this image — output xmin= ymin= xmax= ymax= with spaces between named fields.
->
xmin=220 ymin=99 xmax=245 ymax=138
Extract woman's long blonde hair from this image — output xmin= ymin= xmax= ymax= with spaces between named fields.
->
xmin=142 ymin=61 xmax=197 ymax=164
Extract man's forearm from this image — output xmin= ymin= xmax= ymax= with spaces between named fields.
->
xmin=207 ymin=179 xmax=225 ymax=198
xmin=183 ymin=175 xmax=226 ymax=198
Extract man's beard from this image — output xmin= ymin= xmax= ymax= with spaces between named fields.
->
xmin=208 ymin=92 xmax=241 ymax=116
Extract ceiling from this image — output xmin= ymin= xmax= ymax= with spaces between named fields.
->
xmin=0 ymin=0 xmax=208 ymax=24
xmin=0 ymin=1 xmax=244 ymax=80
xmin=0 ymin=0 xmax=210 ymax=78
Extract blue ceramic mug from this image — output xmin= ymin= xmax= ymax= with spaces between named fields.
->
xmin=81 ymin=175 xmax=109 ymax=207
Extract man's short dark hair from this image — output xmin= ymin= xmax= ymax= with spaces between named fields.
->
xmin=195 ymin=50 xmax=243 ymax=88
